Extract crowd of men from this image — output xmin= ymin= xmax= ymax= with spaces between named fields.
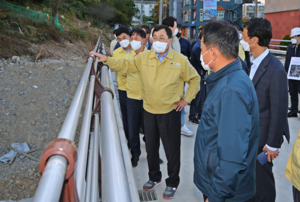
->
xmin=91 ymin=17 xmax=300 ymax=201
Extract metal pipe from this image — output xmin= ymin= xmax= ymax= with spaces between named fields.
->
xmin=255 ymin=0 xmax=258 ymax=17
xmin=58 ymin=38 xmax=99 ymax=141
xmin=34 ymin=57 xmax=95 ymax=202
xmin=91 ymin=114 xmax=100 ymax=202
xmin=34 ymin=38 xmax=100 ymax=202
xmin=75 ymin=76 xmax=96 ymax=202
xmin=85 ymin=132 xmax=94 ymax=202
xmin=108 ymin=69 xmax=140 ymax=202
xmin=33 ymin=155 xmax=67 ymax=202
xmin=159 ymin=0 xmax=163 ymax=24
xmin=57 ymin=57 xmax=93 ymax=141
xmin=100 ymin=66 xmax=132 ymax=202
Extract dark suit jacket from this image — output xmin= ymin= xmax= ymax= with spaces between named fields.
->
xmin=114 ymin=41 xmax=120 ymax=50
xmin=146 ymin=40 xmax=152 ymax=50
xmin=252 ymin=52 xmax=290 ymax=151
xmin=239 ymin=57 xmax=250 ymax=76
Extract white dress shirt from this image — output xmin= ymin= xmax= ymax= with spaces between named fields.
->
xmin=249 ymin=48 xmax=277 ymax=152
xmin=249 ymin=48 xmax=269 ymax=80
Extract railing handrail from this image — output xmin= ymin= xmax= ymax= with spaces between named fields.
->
xmin=34 ymin=38 xmax=137 ymax=202
xmin=33 ymin=38 xmax=100 ymax=202
xmin=271 ymin=39 xmax=291 ymax=42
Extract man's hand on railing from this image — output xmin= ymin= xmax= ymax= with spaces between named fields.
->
xmin=90 ymin=51 xmax=108 ymax=63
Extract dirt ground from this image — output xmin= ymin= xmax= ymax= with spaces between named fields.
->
xmin=0 ymin=39 xmax=109 ymax=201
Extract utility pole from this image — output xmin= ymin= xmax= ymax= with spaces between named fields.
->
xmin=140 ymin=0 xmax=144 ymax=25
xmin=159 ymin=0 xmax=163 ymax=24
xmin=254 ymin=0 xmax=258 ymax=18
xmin=164 ymin=0 xmax=167 ymax=18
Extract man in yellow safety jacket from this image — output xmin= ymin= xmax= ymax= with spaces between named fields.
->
xmin=91 ymin=25 xmax=200 ymax=200
xmin=112 ymin=26 xmax=131 ymax=143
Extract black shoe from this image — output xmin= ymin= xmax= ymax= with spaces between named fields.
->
xmin=288 ymin=111 xmax=298 ymax=117
xmin=159 ymin=158 xmax=163 ymax=164
xmin=189 ymin=118 xmax=199 ymax=124
xmin=131 ymin=157 xmax=139 ymax=167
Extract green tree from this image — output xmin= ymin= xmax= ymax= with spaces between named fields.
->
xmin=107 ymin=0 xmax=138 ymax=25
xmin=152 ymin=0 xmax=169 ymax=24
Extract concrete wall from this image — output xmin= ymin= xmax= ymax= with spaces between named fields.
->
xmin=265 ymin=0 xmax=300 ymax=14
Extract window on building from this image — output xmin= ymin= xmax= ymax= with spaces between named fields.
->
xmin=247 ymin=13 xmax=255 ymax=18
xmin=184 ymin=0 xmax=189 ymax=6
xmin=258 ymin=12 xmax=264 ymax=18
xmin=235 ymin=0 xmax=243 ymax=4
xmin=217 ymin=10 xmax=225 ymax=20
xmin=259 ymin=6 xmax=265 ymax=11
xmin=247 ymin=6 xmax=254 ymax=11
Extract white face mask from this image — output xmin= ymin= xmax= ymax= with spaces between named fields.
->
xmin=239 ymin=33 xmax=243 ymax=40
xmin=200 ymin=49 xmax=213 ymax=71
xmin=291 ymin=38 xmax=298 ymax=44
xmin=114 ymin=35 xmax=117 ymax=39
xmin=241 ymin=40 xmax=250 ymax=51
xmin=120 ymin=39 xmax=130 ymax=48
xmin=172 ymin=28 xmax=178 ymax=36
xmin=150 ymin=34 xmax=153 ymax=40
xmin=153 ymin=41 xmax=168 ymax=53
xmin=247 ymin=38 xmax=255 ymax=49
xmin=130 ymin=40 xmax=142 ymax=51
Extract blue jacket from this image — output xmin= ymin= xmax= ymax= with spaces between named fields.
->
xmin=191 ymin=40 xmax=197 ymax=49
xmin=114 ymin=41 xmax=120 ymax=50
xmin=194 ymin=60 xmax=259 ymax=202
xmin=146 ymin=40 xmax=152 ymax=50
xmin=239 ymin=58 xmax=249 ymax=75
xmin=179 ymin=37 xmax=192 ymax=59
xmin=190 ymin=41 xmax=206 ymax=77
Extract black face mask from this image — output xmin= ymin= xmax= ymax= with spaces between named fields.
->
xmin=176 ymin=32 xmax=182 ymax=38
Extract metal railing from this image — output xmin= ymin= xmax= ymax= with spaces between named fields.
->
xmin=33 ymin=38 xmax=139 ymax=202
xmin=269 ymin=39 xmax=291 ymax=55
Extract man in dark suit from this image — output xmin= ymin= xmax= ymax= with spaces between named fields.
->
xmin=243 ymin=18 xmax=290 ymax=202
xmin=189 ymin=31 xmax=206 ymax=124
xmin=140 ymin=25 xmax=152 ymax=50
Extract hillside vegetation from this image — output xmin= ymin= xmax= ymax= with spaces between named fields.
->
xmin=0 ymin=0 xmax=138 ymax=58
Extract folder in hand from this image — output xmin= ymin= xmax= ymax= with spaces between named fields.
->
xmin=257 ymin=150 xmax=268 ymax=166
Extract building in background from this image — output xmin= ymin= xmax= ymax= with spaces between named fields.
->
xmin=169 ymin=0 xmax=184 ymax=24
xmin=132 ymin=1 xmax=156 ymax=25
xmin=243 ymin=2 xmax=264 ymax=19
xmin=264 ymin=0 xmax=300 ymax=40
xmin=169 ymin=0 xmax=243 ymax=39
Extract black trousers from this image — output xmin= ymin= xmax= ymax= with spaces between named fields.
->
xmin=293 ymin=186 xmax=300 ymax=202
xmin=247 ymin=161 xmax=275 ymax=202
xmin=289 ymin=79 xmax=300 ymax=114
xmin=144 ymin=109 xmax=181 ymax=188
xmin=118 ymin=90 xmax=129 ymax=143
xmin=127 ymin=98 xmax=144 ymax=158
xmin=189 ymin=78 xmax=206 ymax=119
